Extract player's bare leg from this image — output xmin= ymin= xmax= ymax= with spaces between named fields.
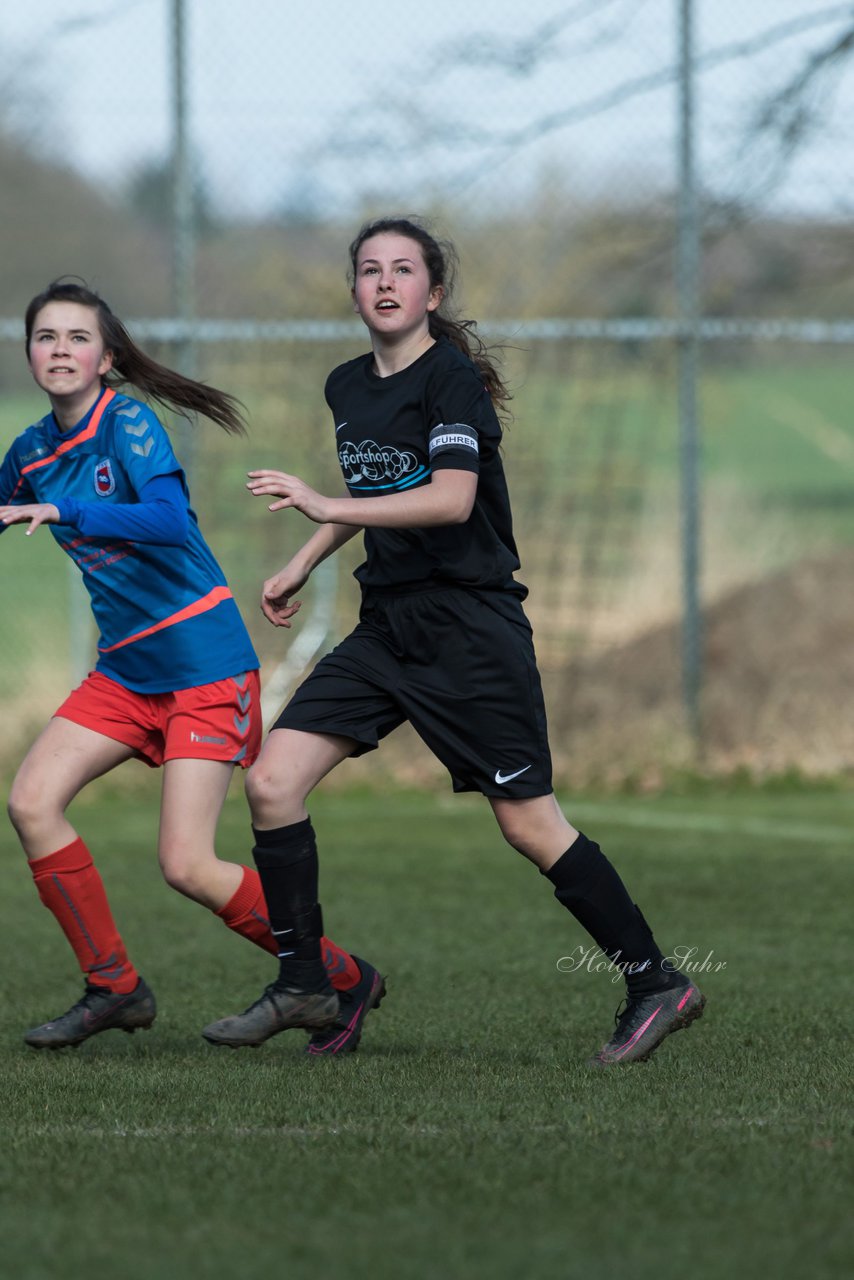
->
xmin=489 ymin=792 xmax=577 ymax=871
xmin=202 ymin=728 xmax=379 ymax=1049
xmin=9 ymin=718 xmax=155 ymax=1048
xmin=8 ymin=716 xmax=136 ymax=858
xmin=160 ymin=754 xmax=368 ymax=1015
xmin=158 ymin=757 xmax=238 ymax=909
xmin=245 ymin=727 xmax=356 ymax=827
xmin=490 ymin=792 xmax=704 ymax=1065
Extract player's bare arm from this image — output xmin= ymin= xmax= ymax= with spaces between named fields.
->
xmin=248 ymin=467 xmax=476 ymax=528
xmin=260 ymin=520 xmax=360 ymax=628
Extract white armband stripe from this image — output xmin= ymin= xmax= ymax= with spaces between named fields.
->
xmin=428 ymin=423 xmax=479 ymax=456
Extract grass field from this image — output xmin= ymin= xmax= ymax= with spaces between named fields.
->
xmin=1 ymin=780 xmax=852 ymax=1280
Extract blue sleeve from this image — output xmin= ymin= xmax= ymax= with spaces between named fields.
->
xmin=112 ymin=399 xmax=184 ymax=491
xmin=54 ymin=472 xmax=190 ymax=545
xmin=0 ymin=443 xmax=35 ymax=536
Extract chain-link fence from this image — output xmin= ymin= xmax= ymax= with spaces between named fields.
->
xmin=2 ymin=0 xmax=853 ymax=782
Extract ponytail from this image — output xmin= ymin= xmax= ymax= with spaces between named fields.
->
xmin=25 ymin=279 xmax=247 ymax=436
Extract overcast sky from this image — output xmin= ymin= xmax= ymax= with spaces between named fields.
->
xmin=3 ymin=0 xmax=853 ymax=218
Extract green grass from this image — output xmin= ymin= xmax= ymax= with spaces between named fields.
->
xmin=1 ymin=782 xmax=852 ymax=1279
xmin=515 ymin=352 xmax=854 ymax=513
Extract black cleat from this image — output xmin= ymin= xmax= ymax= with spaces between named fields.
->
xmin=201 ymin=984 xmax=339 ymax=1048
xmin=24 ymin=978 xmax=157 ymax=1050
xmin=306 ymin=956 xmax=386 ymax=1056
xmin=590 ymin=980 xmax=706 ymax=1066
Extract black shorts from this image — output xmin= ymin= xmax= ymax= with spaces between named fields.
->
xmin=274 ymin=586 xmax=553 ymax=798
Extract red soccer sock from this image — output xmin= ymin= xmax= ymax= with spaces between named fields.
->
xmin=29 ymin=837 xmax=139 ymax=994
xmin=322 ymin=936 xmax=361 ymax=992
xmin=216 ymin=865 xmax=361 ymax=991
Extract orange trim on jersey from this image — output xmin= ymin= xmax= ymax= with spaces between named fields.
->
xmin=97 ymin=585 xmax=234 ymax=654
xmin=16 ymin=388 xmax=117 ymax=491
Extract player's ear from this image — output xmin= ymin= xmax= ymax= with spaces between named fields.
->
xmin=351 ymin=288 xmax=359 ymax=314
xmin=427 ymin=285 xmax=444 ymax=313
xmin=99 ymin=349 xmax=114 ymax=376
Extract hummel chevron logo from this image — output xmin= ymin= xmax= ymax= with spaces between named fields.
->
xmin=494 ymin=765 xmax=532 ymax=785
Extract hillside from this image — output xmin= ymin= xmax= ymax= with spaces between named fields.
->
xmin=335 ymin=551 xmax=854 ymax=789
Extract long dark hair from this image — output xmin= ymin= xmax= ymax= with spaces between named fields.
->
xmin=25 ymin=279 xmax=246 ymax=436
xmin=348 ymin=217 xmax=511 ymax=413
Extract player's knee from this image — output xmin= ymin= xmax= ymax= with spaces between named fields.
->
xmin=7 ymin=775 xmax=47 ymax=838
xmin=493 ymin=805 xmax=543 ymax=858
xmin=5 ymin=792 xmax=21 ymax=835
xmin=497 ymin=814 xmax=528 ymax=854
xmin=160 ymin=855 xmax=203 ymax=899
xmin=245 ymin=762 xmax=299 ymax=821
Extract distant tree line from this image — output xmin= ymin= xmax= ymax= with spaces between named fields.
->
xmin=2 ymin=123 xmax=853 ymax=330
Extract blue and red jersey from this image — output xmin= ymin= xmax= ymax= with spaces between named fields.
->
xmin=0 ymin=386 xmax=258 ymax=693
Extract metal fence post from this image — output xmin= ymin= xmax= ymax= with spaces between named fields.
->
xmin=677 ymin=0 xmax=703 ymax=756
xmin=171 ymin=0 xmax=197 ymax=475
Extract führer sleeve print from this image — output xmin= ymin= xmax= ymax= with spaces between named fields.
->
xmin=428 ymin=366 xmax=498 ymax=474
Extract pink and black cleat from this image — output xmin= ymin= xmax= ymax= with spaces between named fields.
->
xmin=306 ymin=956 xmax=386 ymax=1056
xmin=590 ymin=980 xmax=705 ymax=1066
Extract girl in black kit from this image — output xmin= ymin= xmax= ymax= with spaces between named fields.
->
xmin=203 ymin=216 xmax=705 ymax=1064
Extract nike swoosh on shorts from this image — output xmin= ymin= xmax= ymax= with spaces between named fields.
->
xmin=494 ymin=765 xmax=532 ymax=785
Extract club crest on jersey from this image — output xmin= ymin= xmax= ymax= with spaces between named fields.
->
xmin=93 ymin=458 xmax=116 ymax=497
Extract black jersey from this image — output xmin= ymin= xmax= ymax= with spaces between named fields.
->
xmin=325 ymin=337 xmax=524 ymax=595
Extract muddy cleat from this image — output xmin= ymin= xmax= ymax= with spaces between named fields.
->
xmin=590 ymin=981 xmax=706 ymax=1066
xmin=201 ymin=984 xmax=339 ymax=1048
xmin=307 ymin=956 xmax=386 ymax=1056
xmin=24 ymin=978 xmax=157 ymax=1050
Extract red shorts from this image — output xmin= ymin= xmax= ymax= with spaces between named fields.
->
xmin=55 ymin=670 xmax=262 ymax=769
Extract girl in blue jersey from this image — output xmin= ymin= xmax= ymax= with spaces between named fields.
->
xmin=0 ymin=280 xmax=376 ymax=1052
xmin=203 ymin=218 xmax=705 ymax=1066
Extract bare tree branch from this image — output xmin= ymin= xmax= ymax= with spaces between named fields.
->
xmin=54 ymin=0 xmax=150 ymax=37
xmin=428 ymin=0 xmax=634 ymax=76
xmin=751 ymin=21 xmax=854 ymax=145
xmin=714 ymin=15 xmax=854 ymax=216
xmin=316 ymin=2 xmax=854 ymax=187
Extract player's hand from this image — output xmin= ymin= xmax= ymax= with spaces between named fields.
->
xmin=0 ymin=503 xmax=60 ymax=535
xmin=247 ymin=470 xmax=331 ymax=524
xmin=260 ymin=566 xmax=309 ymax=628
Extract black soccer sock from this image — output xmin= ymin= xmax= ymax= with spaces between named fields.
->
xmin=545 ymin=832 xmax=681 ymax=996
xmin=252 ymin=818 xmax=332 ymax=994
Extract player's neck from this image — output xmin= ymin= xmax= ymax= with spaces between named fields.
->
xmin=49 ymin=384 xmax=105 ymax=433
xmin=370 ymin=332 xmax=436 ymax=379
